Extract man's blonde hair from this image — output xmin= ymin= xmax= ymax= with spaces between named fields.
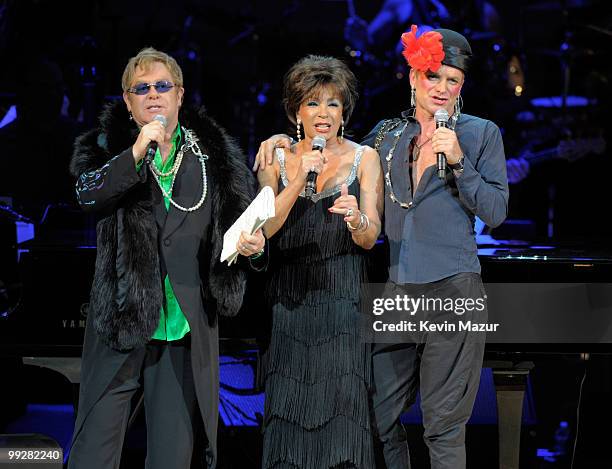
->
xmin=121 ymin=47 xmax=183 ymax=91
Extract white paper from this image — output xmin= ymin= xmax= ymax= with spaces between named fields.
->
xmin=221 ymin=186 xmax=275 ymax=265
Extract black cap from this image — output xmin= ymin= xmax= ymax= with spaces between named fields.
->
xmin=433 ymin=29 xmax=472 ymax=73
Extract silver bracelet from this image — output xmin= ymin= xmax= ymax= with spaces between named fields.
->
xmin=347 ymin=213 xmax=369 ymax=233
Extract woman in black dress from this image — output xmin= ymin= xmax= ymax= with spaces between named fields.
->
xmin=256 ymin=55 xmax=383 ymax=468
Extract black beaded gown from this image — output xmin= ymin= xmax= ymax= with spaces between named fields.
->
xmin=261 ymin=146 xmax=374 ymax=469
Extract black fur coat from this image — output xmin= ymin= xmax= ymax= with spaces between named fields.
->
xmin=70 ymin=102 xmax=254 ymax=350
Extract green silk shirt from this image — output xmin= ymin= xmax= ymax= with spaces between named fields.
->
xmin=147 ymin=124 xmax=191 ymax=341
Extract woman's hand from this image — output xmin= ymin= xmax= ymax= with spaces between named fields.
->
xmin=298 ymin=150 xmax=327 ymax=183
xmin=236 ymin=229 xmax=265 ymax=257
xmin=328 ymin=183 xmax=360 ymax=226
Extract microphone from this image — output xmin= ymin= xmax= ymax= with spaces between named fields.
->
xmin=144 ymin=114 xmax=167 ymax=164
xmin=305 ymin=136 xmax=326 ymax=199
xmin=434 ymin=109 xmax=449 ymax=179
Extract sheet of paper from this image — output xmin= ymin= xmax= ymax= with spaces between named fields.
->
xmin=221 ymin=186 xmax=275 ymax=265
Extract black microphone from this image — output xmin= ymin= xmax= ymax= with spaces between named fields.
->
xmin=144 ymin=114 xmax=168 ymax=164
xmin=434 ymin=109 xmax=449 ymax=179
xmin=305 ymin=136 xmax=326 ymax=199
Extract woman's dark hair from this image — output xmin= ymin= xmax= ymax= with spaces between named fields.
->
xmin=283 ymin=55 xmax=358 ymax=126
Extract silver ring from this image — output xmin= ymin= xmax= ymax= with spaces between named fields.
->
xmin=346 ymin=208 xmax=354 ymax=217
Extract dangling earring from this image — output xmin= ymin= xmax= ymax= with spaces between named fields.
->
xmin=410 ymin=87 xmax=416 ymax=107
xmin=452 ymin=94 xmax=463 ymax=127
xmin=296 ymin=117 xmax=302 ymax=142
xmin=340 ymin=120 xmax=345 ymax=144
xmin=454 ymin=94 xmax=463 ymax=115
xmin=129 ymin=111 xmax=133 ymax=121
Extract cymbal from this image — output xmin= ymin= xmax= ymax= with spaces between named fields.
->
xmin=524 ymin=0 xmax=594 ymax=11
xmin=531 ymin=47 xmax=597 ymax=58
xmin=464 ymin=30 xmax=499 ymax=41
xmin=530 ymin=95 xmax=593 ymax=108
xmin=582 ymin=23 xmax=612 ymax=38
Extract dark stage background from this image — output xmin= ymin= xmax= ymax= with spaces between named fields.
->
xmin=1 ymin=0 xmax=611 ymax=239
xmin=1 ymin=0 xmax=612 ymax=468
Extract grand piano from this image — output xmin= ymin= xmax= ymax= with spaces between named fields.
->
xmin=0 ymin=204 xmax=94 ymax=362
xmin=2 ymin=208 xmax=611 ymax=468
xmin=478 ymin=241 xmax=612 ymax=468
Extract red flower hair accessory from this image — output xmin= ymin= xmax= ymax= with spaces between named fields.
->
xmin=401 ymin=25 xmax=445 ymax=72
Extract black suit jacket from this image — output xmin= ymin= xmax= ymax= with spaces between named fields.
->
xmin=70 ymin=103 xmax=258 ymax=467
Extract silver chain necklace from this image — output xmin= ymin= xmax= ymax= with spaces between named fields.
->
xmin=384 ymin=113 xmax=458 ymax=209
xmin=148 ymin=127 xmax=209 ymax=212
xmin=383 ymin=121 xmax=412 ymax=208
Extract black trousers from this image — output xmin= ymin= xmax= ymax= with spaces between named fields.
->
xmin=371 ymin=273 xmax=486 ymax=469
xmin=68 ymin=337 xmax=199 ymax=469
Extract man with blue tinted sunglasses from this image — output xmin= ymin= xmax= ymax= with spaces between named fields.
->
xmin=68 ymin=47 xmax=265 ymax=469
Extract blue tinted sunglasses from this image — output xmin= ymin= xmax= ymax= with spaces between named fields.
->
xmin=128 ymin=80 xmax=174 ymax=95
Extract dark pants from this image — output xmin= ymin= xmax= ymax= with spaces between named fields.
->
xmin=371 ymin=273 xmax=486 ymax=469
xmin=68 ymin=337 xmax=199 ymax=469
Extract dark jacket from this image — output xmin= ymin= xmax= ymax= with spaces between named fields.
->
xmin=70 ymin=101 xmax=255 ymax=467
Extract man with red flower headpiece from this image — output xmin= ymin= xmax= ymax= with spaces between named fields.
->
xmin=361 ymin=25 xmax=508 ymax=468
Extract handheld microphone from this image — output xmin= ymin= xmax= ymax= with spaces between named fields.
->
xmin=305 ymin=136 xmax=327 ymax=199
xmin=144 ymin=114 xmax=168 ymax=164
xmin=434 ymin=109 xmax=449 ymax=179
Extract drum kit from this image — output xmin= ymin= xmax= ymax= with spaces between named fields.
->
xmin=343 ymin=0 xmax=608 ymax=137
xmin=518 ymin=0 xmax=610 ymax=149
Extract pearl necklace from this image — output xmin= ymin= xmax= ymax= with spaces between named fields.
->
xmin=150 ymin=149 xmax=182 ymax=178
xmin=148 ymin=127 xmax=209 ymax=212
